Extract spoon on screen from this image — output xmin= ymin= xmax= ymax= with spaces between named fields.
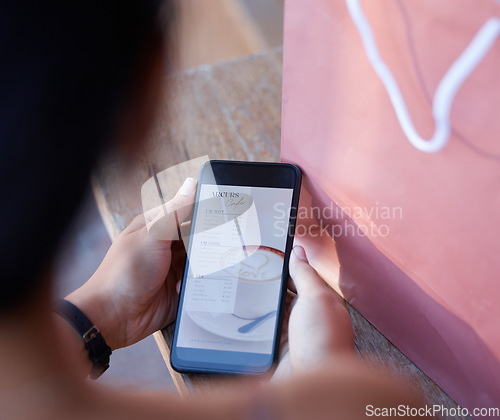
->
xmin=238 ymin=310 xmax=277 ymax=334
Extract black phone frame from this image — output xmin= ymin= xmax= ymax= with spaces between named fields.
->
xmin=170 ymin=160 xmax=302 ymax=375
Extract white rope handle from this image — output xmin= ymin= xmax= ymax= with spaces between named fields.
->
xmin=346 ymin=0 xmax=500 ymax=153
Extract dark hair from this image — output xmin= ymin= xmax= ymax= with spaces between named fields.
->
xmin=0 ymin=1 xmax=175 ymax=310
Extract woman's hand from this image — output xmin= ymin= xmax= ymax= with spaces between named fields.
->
xmin=273 ymin=245 xmax=354 ymax=380
xmin=65 ymin=178 xmax=197 ymax=350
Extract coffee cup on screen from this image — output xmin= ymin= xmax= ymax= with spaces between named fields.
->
xmin=220 ymin=246 xmax=284 ymax=319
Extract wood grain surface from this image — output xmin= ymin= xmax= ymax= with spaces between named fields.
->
xmin=173 ymin=0 xmax=267 ymax=70
xmin=92 ymin=48 xmax=466 ymax=418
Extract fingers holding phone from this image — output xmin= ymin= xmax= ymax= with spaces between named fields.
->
xmin=144 ymin=177 xmax=197 ymax=241
xmin=287 ymin=245 xmax=354 ymax=371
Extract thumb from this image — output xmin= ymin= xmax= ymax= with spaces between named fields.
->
xmin=145 ymin=177 xmax=197 ymax=241
xmin=289 ymin=245 xmax=328 ymax=297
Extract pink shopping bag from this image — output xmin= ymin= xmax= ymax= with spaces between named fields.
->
xmin=282 ymin=0 xmax=500 ymax=412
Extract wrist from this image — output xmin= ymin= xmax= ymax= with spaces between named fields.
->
xmin=65 ymin=281 xmax=122 ymax=351
xmin=53 ymin=311 xmax=93 ymax=379
xmin=55 ymin=299 xmax=112 ymax=379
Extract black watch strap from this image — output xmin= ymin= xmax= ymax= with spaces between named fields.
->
xmin=55 ymin=299 xmax=112 ymax=380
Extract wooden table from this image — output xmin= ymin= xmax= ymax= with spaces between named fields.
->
xmin=93 ymin=47 xmax=465 ymax=416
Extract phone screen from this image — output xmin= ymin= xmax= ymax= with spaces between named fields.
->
xmin=172 ymin=162 xmax=299 ymax=374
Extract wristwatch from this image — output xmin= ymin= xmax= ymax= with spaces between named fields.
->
xmin=55 ymin=299 xmax=112 ymax=379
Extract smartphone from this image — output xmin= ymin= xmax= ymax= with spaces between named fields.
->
xmin=171 ymin=160 xmax=301 ymax=374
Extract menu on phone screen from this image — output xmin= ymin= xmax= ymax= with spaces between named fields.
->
xmin=177 ymin=184 xmax=293 ymax=354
